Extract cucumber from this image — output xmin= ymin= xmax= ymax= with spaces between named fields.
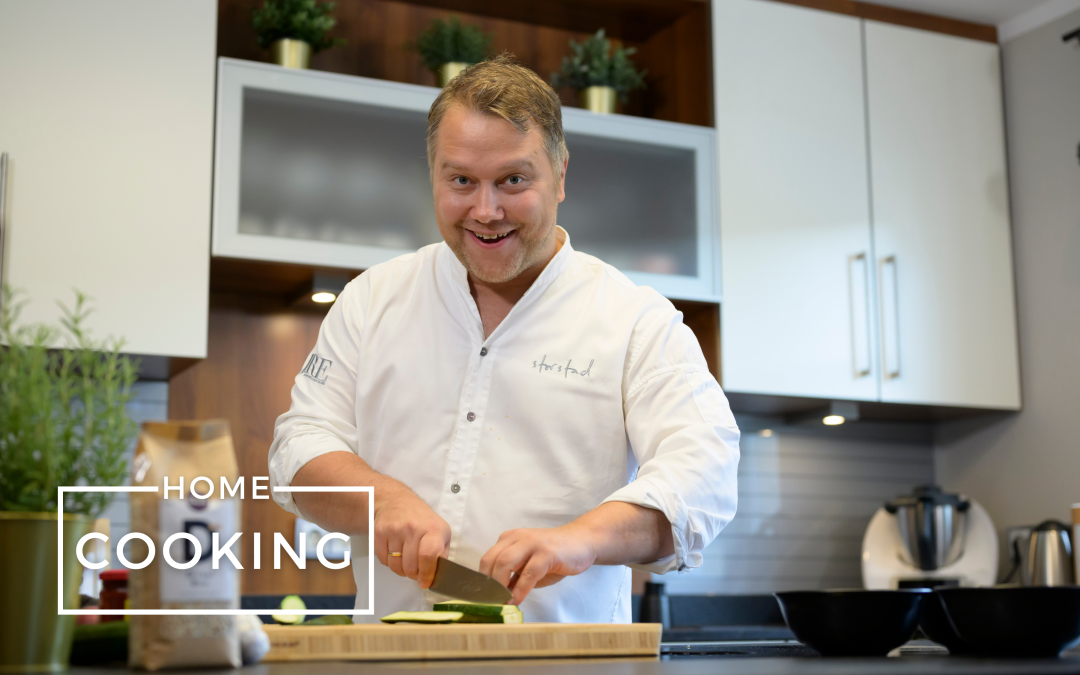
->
xmin=433 ymin=601 xmax=523 ymax=624
xmin=302 ymin=615 xmax=353 ymax=626
xmin=73 ymin=621 xmax=130 ymax=640
xmin=432 ymin=601 xmax=519 ymax=617
xmin=70 ymin=621 xmax=129 ymax=665
xmin=272 ymin=594 xmax=307 ymax=624
xmin=455 ymin=611 xmax=523 ymax=624
xmin=380 ymin=611 xmax=463 ymax=624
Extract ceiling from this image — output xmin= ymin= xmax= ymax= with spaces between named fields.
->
xmin=864 ymin=0 xmax=1046 ymax=26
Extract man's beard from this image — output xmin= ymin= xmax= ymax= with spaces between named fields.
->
xmin=451 ymin=218 xmax=557 ymax=285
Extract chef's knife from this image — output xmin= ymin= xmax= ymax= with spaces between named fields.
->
xmin=429 ymin=557 xmax=513 ymax=604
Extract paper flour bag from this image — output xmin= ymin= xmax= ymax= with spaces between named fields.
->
xmin=127 ymin=420 xmax=241 ymax=670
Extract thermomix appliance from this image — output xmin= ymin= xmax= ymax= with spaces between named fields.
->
xmin=862 ymin=485 xmax=998 ymax=589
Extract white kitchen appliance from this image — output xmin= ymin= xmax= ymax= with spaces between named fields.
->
xmin=862 ymin=485 xmax=998 ymax=589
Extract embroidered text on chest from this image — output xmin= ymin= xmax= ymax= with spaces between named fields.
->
xmin=533 ymin=355 xmax=594 ymax=378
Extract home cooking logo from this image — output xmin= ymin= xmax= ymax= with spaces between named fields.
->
xmin=59 ymin=480 xmax=374 ymax=617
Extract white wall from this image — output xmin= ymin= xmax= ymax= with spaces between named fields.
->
xmin=935 ymin=11 xmax=1080 ymax=536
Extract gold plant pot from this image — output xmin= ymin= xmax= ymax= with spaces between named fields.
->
xmin=580 ymin=86 xmax=617 ymax=114
xmin=437 ymin=62 xmax=470 ymax=88
xmin=270 ymin=38 xmax=312 ymax=69
xmin=0 ymin=512 xmax=92 ymax=673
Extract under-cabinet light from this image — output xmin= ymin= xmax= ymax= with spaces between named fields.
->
xmin=312 ymin=292 xmax=337 ymax=303
xmin=822 ymin=415 xmax=845 ymax=426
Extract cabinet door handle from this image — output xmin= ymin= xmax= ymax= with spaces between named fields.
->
xmin=848 ymin=252 xmax=872 ymax=378
xmin=879 ymin=255 xmax=901 ymax=380
xmin=0 ymin=152 xmax=7 ymax=314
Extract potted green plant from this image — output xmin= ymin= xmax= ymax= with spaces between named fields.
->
xmin=0 ymin=286 xmax=137 ymax=672
xmin=252 ymin=0 xmax=346 ymax=70
xmin=412 ymin=16 xmax=493 ymax=88
xmin=552 ymin=29 xmax=647 ymax=114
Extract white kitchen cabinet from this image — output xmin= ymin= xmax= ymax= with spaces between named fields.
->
xmin=213 ymin=59 xmax=720 ymax=301
xmin=864 ymin=22 xmax=1020 ymax=409
xmin=714 ymin=0 xmax=1021 ymax=411
xmin=715 ymin=0 xmax=879 ymax=401
xmin=0 ymin=0 xmax=216 ymax=359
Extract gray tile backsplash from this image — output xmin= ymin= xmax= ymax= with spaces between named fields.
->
xmin=661 ymin=414 xmax=935 ymax=595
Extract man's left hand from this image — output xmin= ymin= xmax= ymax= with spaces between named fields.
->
xmin=478 ymin=524 xmax=596 ymax=606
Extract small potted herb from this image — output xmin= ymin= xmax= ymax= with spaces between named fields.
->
xmin=552 ymin=29 xmax=647 ymax=114
xmin=412 ymin=16 xmax=493 ymax=87
xmin=0 ymin=287 xmax=137 ymax=671
xmin=252 ymin=0 xmax=346 ymax=69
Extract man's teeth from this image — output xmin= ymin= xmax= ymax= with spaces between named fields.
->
xmin=475 ymin=232 xmax=510 ymax=241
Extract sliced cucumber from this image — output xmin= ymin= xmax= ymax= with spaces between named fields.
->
xmin=302 ymin=615 xmax=352 ymax=626
xmin=432 ymin=601 xmax=520 ymax=617
xmin=433 ymin=601 xmax=523 ymax=623
xmin=380 ymin=611 xmax=464 ymax=624
xmin=455 ymin=611 xmax=523 ymax=624
xmin=272 ymin=594 xmax=307 ymax=625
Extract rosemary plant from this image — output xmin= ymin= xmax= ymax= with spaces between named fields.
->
xmin=0 ymin=286 xmax=137 ymax=517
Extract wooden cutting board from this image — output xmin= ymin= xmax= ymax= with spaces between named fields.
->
xmin=262 ymin=623 xmax=663 ymax=661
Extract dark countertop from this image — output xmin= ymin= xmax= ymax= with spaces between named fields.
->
xmin=67 ymin=651 xmax=1080 ymax=675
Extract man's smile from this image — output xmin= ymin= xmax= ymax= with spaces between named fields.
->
xmin=469 ymin=229 xmax=516 ymax=248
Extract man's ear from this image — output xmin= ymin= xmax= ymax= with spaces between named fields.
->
xmin=557 ymin=157 xmax=568 ymax=203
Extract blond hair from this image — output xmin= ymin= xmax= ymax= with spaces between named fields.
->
xmin=427 ymin=54 xmax=569 ymax=179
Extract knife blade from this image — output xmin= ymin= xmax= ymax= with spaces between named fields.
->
xmin=429 ymin=557 xmax=513 ymax=605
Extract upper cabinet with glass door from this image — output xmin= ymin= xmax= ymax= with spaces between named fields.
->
xmin=213 ymin=58 xmax=720 ymax=301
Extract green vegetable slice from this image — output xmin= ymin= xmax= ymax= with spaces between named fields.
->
xmin=273 ymin=594 xmax=307 ymax=624
xmin=432 ymin=601 xmax=518 ymax=616
xmin=302 ymin=615 xmax=353 ymax=626
xmin=455 ymin=611 xmax=523 ymax=624
xmin=433 ymin=601 xmax=523 ymax=623
xmin=380 ymin=611 xmax=464 ymax=624
xmin=73 ymin=621 xmax=130 ymax=641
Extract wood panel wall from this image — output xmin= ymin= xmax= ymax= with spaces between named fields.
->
xmin=216 ymin=0 xmax=713 ymax=126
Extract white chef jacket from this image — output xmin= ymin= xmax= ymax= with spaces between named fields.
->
xmin=268 ymin=227 xmax=740 ymax=623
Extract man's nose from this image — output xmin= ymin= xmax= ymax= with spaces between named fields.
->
xmin=470 ymin=183 xmax=504 ymax=223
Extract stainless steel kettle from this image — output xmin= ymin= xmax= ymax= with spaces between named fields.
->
xmin=1018 ymin=520 xmax=1075 ymax=586
xmin=885 ymin=485 xmax=970 ymax=571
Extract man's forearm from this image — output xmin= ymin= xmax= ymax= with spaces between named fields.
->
xmin=290 ymin=451 xmax=408 ymax=536
xmin=569 ymin=501 xmax=675 ymax=566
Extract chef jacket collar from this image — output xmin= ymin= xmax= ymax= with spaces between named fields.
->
xmin=440 ymin=226 xmax=575 ymax=344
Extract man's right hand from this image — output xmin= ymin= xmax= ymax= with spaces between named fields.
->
xmin=374 ymin=487 xmax=452 ymax=589
xmin=290 ymin=452 xmax=451 ymax=590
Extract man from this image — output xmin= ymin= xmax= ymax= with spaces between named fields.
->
xmin=268 ymin=55 xmax=739 ymax=623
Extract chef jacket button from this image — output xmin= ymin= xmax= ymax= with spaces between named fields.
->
xmin=451 ymin=483 xmax=461 ymax=493
xmin=480 ymin=347 xmax=488 ymax=356
xmin=467 ymin=412 xmax=476 ymax=421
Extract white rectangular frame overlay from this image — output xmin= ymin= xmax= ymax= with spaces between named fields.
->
xmin=58 ymin=485 xmax=374 ymax=616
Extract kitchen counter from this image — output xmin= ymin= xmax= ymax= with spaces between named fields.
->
xmin=67 ymin=652 xmax=1080 ymax=675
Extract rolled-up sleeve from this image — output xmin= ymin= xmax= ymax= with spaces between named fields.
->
xmin=602 ymin=308 xmax=740 ymax=575
xmin=268 ymin=278 xmax=365 ymax=516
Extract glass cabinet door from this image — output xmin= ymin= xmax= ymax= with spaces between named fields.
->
xmin=560 ymin=132 xmax=698 ymax=279
xmin=238 ymin=89 xmax=440 ymax=255
xmin=213 ymin=58 xmax=718 ymax=300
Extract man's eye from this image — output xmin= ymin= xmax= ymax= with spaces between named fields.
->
xmin=507 ymin=176 xmax=522 ymax=185
xmin=454 ymin=176 xmax=469 ymax=185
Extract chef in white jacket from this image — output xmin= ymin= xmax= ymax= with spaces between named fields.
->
xmin=268 ymin=55 xmax=740 ymax=623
